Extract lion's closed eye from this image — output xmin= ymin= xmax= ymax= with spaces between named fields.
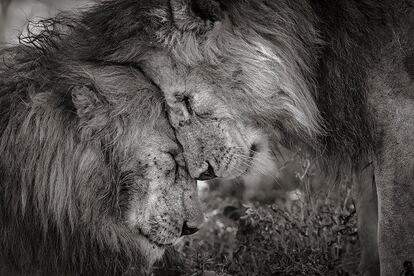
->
xmin=182 ymin=96 xmax=193 ymax=115
xmin=178 ymin=94 xmax=215 ymax=119
xmin=195 ymin=110 xmax=214 ymax=119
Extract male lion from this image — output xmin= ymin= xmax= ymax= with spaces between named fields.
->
xmin=0 ymin=50 xmax=203 ymax=275
xmin=135 ymin=0 xmax=414 ymax=275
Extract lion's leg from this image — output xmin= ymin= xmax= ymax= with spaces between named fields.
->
xmin=374 ymin=156 xmax=414 ymax=276
xmin=353 ymin=164 xmax=380 ymax=276
xmin=369 ymin=95 xmax=414 ymax=275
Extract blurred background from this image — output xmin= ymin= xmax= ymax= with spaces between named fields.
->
xmin=0 ymin=2 xmax=360 ymax=275
xmin=0 ymin=0 xmax=91 ymax=44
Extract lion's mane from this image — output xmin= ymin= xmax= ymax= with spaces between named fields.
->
xmin=0 ymin=6 xmax=167 ymax=274
xmin=310 ymin=0 xmax=395 ymax=161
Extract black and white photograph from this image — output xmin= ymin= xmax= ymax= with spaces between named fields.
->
xmin=0 ymin=0 xmax=413 ymax=275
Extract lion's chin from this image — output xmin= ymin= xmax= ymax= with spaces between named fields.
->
xmin=136 ymin=228 xmax=176 ymax=248
xmin=137 ymin=235 xmax=167 ymax=267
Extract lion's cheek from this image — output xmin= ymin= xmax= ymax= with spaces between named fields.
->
xmin=176 ymin=119 xmax=272 ymax=179
xmin=125 ymin=174 xmax=183 ymax=246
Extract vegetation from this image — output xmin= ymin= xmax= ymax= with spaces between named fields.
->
xmin=155 ymin=163 xmax=360 ymax=276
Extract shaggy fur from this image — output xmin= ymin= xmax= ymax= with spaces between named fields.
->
xmin=0 ymin=2 xmax=205 ymax=274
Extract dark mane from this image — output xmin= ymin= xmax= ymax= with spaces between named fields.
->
xmin=309 ymin=0 xmax=395 ymax=163
xmin=207 ymin=0 xmax=398 ymax=167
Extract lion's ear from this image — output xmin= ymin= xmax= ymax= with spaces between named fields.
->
xmin=71 ymin=86 xmax=110 ymax=130
xmin=190 ymin=0 xmax=224 ymax=22
xmin=71 ymin=86 xmax=109 ymax=131
xmin=71 ymin=86 xmax=101 ymax=118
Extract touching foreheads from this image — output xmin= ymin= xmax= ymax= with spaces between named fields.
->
xmin=146 ymin=0 xmax=323 ymax=142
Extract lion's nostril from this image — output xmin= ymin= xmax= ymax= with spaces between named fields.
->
xmin=249 ymin=143 xmax=259 ymax=158
xmin=196 ymin=161 xmax=217 ymax=181
xmin=181 ymin=221 xmax=199 ymax=236
xmin=250 ymin=143 xmax=258 ymax=152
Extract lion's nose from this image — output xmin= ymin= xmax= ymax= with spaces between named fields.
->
xmin=195 ymin=161 xmax=217 ymax=181
xmin=181 ymin=221 xmax=199 ymax=236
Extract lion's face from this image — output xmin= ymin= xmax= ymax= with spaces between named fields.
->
xmin=136 ymin=0 xmax=321 ymax=181
xmin=73 ymin=66 xmax=203 ymax=254
xmin=141 ymin=53 xmax=276 ymax=181
xmin=121 ymin=126 xmax=202 ymax=248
